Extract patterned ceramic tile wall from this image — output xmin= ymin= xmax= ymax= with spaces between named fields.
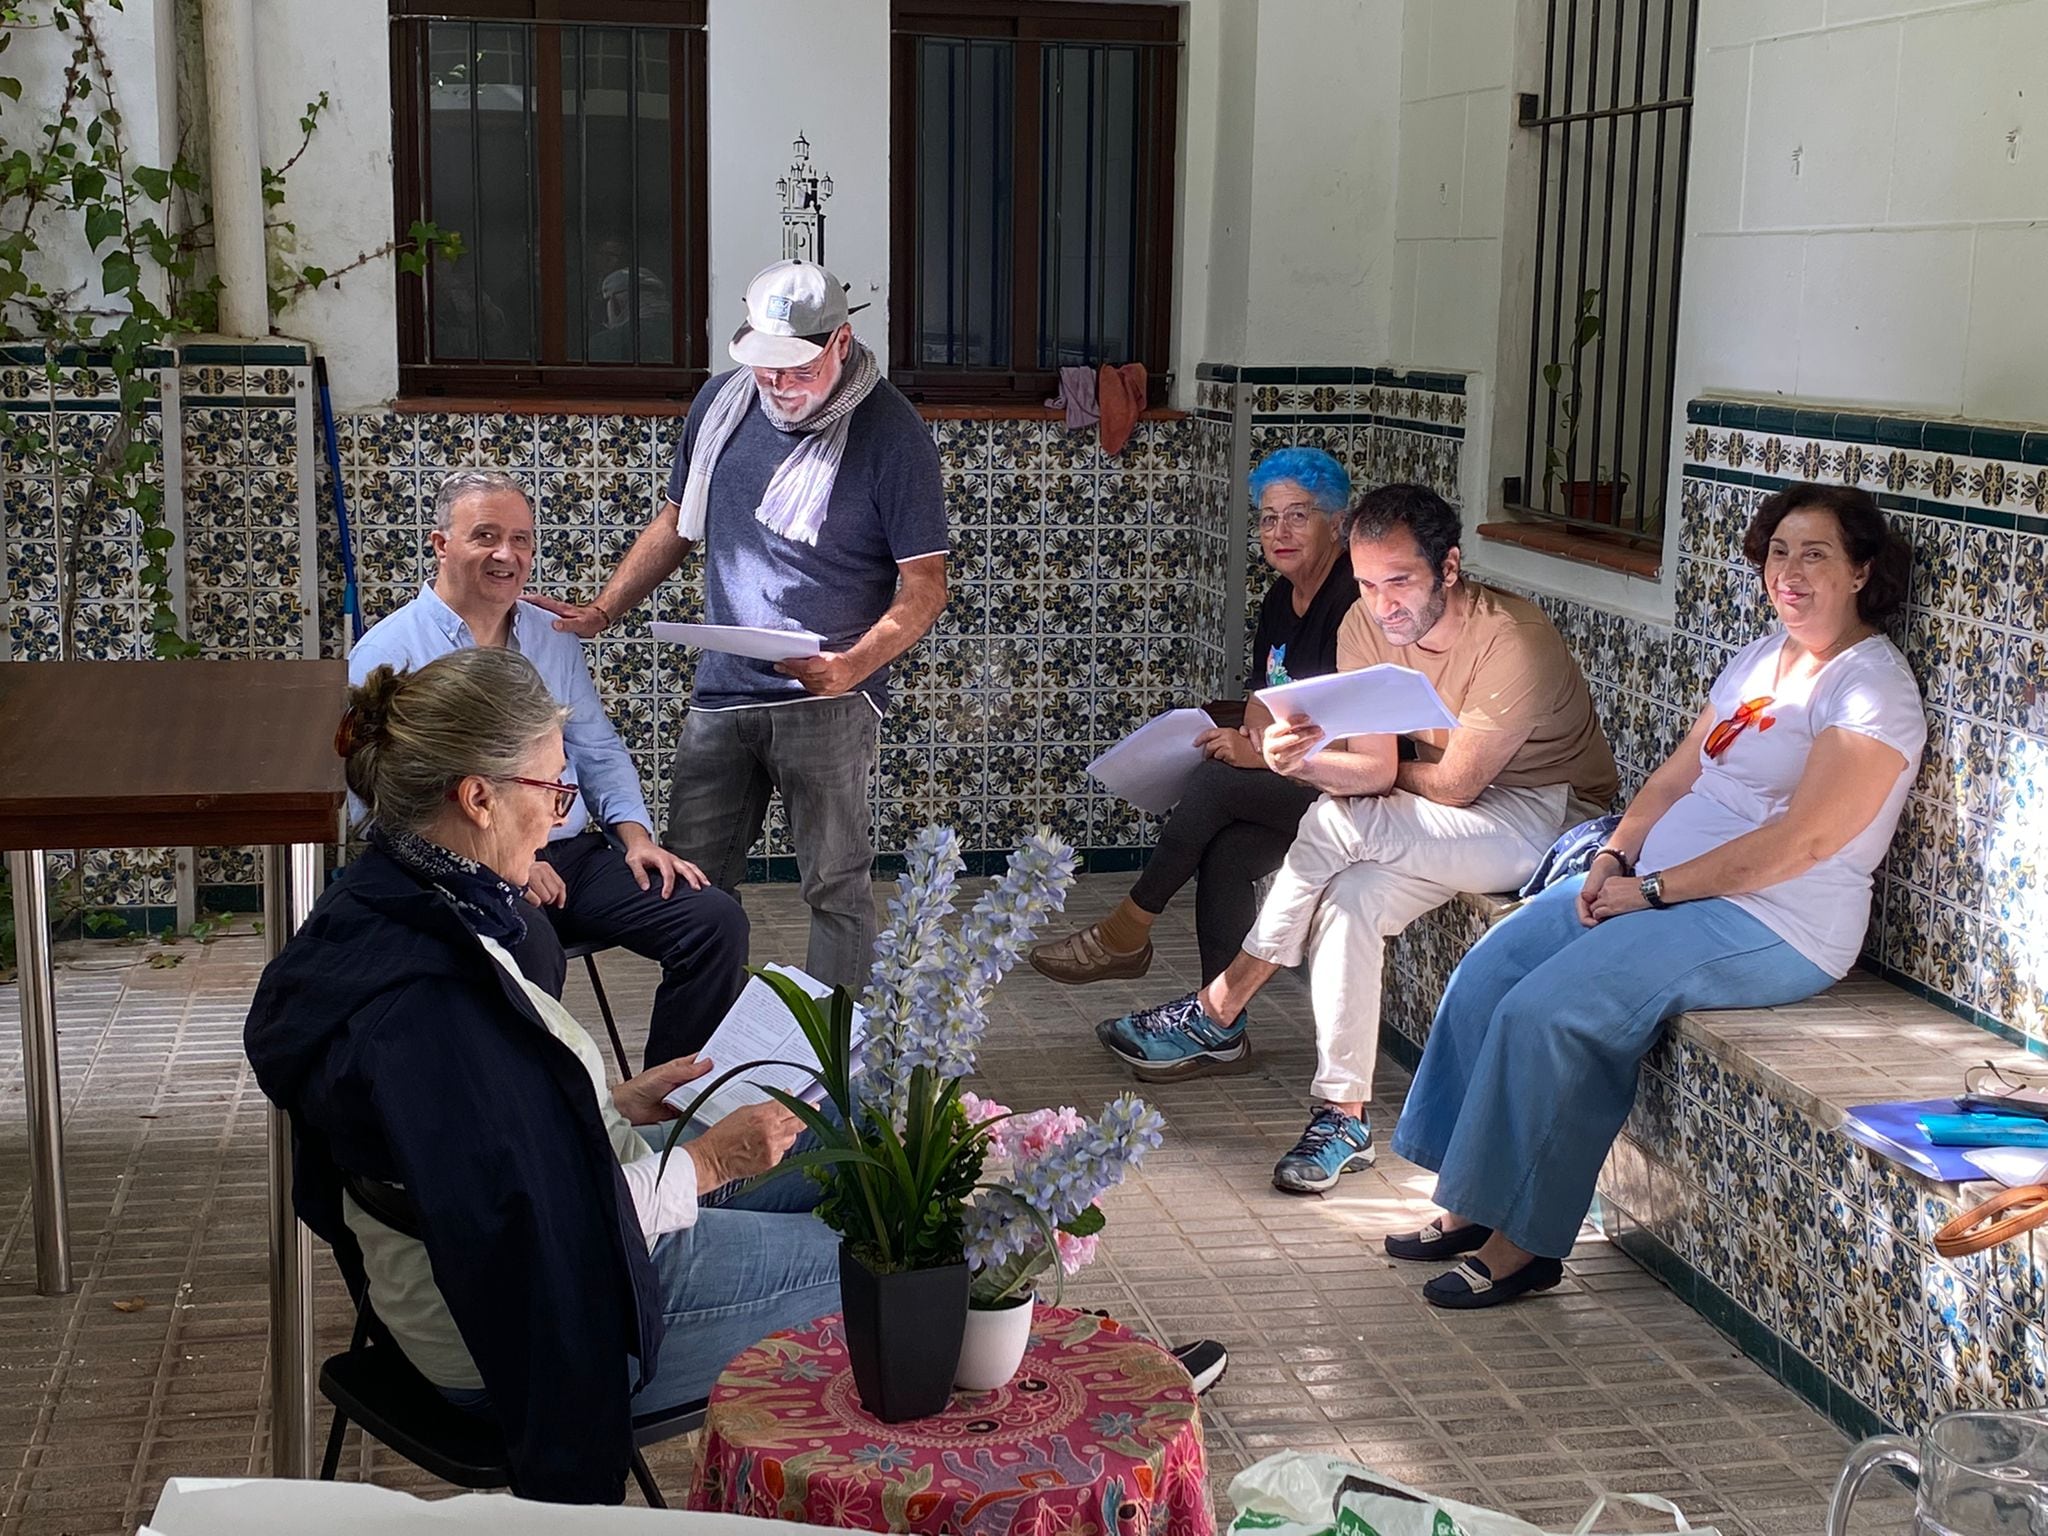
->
xmin=332 ymin=408 xmax=1227 ymax=874
xmin=1 ymin=347 xmax=181 ymax=911
xmin=1381 ymin=904 xmax=2048 ymax=1441
xmin=1378 ymin=394 xmax=2048 ymax=1439
xmin=1471 ymin=402 xmax=2048 ymax=1048
xmin=1233 ymin=365 xmax=1468 ymax=679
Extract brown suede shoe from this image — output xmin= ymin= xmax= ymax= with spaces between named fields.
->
xmin=1029 ymin=924 xmax=1154 ymax=984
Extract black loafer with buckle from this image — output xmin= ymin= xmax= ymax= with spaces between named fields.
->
xmin=1383 ymin=1220 xmax=1493 ymax=1261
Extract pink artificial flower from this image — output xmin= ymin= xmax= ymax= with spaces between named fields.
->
xmin=1015 ymin=1106 xmax=1085 ymax=1160
xmin=1053 ymin=1228 xmax=1100 ymax=1276
xmin=960 ymin=1092 xmax=1011 ymax=1126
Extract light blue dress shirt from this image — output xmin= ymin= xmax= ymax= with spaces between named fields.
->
xmin=345 ymin=584 xmax=652 ymax=841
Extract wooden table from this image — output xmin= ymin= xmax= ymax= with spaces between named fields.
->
xmin=0 ymin=659 xmax=346 ymax=1479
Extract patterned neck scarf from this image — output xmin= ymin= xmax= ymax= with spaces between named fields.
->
xmin=372 ymin=825 xmax=528 ymax=946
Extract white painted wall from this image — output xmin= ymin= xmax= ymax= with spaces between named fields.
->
xmin=704 ymin=0 xmax=891 ymax=378
xmin=10 ymin=1 xmax=175 ymax=316
xmin=258 ymin=0 xmax=400 ymax=404
xmin=1189 ymin=0 xmax=1256 ymax=370
xmin=1679 ymin=0 xmax=2048 ymax=425
xmin=1239 ymin=0 xmax=1403 ymax=364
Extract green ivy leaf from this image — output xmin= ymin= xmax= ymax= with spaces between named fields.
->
xmin=100 ymin=249 xmax=139 ymax=293
xmin=83 ymin=203 xmax=121 ymax=250
xmin=0 ymin=75 xmax=21 ymax=103
xmin=132 ymin=164 xmax=170 ymax=200
xmin=140 ymin=526 xmax=175 ymax=552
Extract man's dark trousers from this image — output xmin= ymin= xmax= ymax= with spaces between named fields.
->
xmin=525 ymin=829 xmax=750 ymax=1069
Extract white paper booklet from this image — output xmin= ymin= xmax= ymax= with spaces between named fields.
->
xmin=1255 ymin=664 xmax=1458 ymax=759
xmin=651 ymin=621 xmax=825 ymax=662
xmin=1085 ymin=707 xmax=1216 ymax=814
xmin=662 ymin=963 xmax=866 ymax=1124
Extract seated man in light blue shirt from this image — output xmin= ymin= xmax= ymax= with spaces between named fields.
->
xmin=347 ymin=470 xmax=748 ymax=1067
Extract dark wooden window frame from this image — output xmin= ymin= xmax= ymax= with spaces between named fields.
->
xmin=889 ymin=1 xmax=1179 ymax=408
xmin=390 ymin=0 xmax=709 ymax=402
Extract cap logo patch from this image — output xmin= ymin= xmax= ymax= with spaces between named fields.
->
xmin=764 ymin=294 xmax=794 ymax=321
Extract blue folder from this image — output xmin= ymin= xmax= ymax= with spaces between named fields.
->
xmin=1840 ymin=1099 xmax=1993 ymax=1182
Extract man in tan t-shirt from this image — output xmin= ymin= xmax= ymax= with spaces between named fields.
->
xmin=1098 ymin=483 xmax=1616 ymax=1195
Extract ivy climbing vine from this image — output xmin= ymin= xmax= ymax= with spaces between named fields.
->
xmin=0 ymin=0 xmax=460 ymax=661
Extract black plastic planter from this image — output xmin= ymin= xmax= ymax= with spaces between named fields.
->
xmin=838 ymin=1243 xmax=968 ymax=1422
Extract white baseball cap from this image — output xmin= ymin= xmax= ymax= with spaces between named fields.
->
xmin=729 ymin=260 xmax=857 ymax=368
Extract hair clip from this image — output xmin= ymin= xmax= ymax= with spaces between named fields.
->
xmin=334 ymin=705 xmax=361 ymax=758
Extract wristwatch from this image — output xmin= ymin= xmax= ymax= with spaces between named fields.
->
xmin=1639 ymin=872 xmax=1669 ymax=909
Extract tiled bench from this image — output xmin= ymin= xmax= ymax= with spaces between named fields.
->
xmin=1378 ymin=893 xmax=2048 ymax=1441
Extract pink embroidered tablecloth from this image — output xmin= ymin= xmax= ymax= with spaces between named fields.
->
xmin=688 ymin=1306 xmax=1214 ymax=1536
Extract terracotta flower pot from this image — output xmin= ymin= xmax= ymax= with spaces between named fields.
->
xmin=838 ymin=1243 xmax=968 ymax=1422
xmin=956 ymin=1294 xmax=1035 ymax=1391
xmin=1563 ymin=479 xmax=1625 ymax=525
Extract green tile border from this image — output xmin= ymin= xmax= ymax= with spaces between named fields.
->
xmin=1687 ymin=396 xmax=2048 ymax=461
xmin=1682 ymin=461 xmax=2048 ymax=536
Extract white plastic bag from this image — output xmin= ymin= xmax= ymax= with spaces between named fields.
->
xmin=1227 ymin=1452 xmax=1722 ymax=1536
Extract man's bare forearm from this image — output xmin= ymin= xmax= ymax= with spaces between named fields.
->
xmin=597 ymin=507 xmax=694 ymax=619
xmin=842 ymin=560 xmax=947 ymax=684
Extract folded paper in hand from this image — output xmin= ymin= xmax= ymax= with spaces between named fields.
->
xmin=663 ymin=964 xmax=867 ymax=1124
xmin=1085 ymin=707 xmax=1215 ymax=815
xmin=651 ymin=621 xmax=824 ymax=662
xmin=1255 ymin=664 xmax=1457 ymax=758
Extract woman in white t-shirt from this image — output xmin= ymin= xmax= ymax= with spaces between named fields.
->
xmin=1384 ymin=483 xmax=1924 ymax=1311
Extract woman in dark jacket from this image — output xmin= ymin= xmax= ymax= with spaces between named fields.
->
xmin=246 ymin=647 xmax=838 ymax=1504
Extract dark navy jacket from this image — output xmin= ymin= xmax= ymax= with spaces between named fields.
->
xmin=244 ymin=845 xmax=663 ymax=1505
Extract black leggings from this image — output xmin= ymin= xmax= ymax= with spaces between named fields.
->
xmin=1129 ymin=758 xmax=1320 ymax=983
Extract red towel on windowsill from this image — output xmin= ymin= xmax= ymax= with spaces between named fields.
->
xmin=1097 ymin=362 xmax=1147 ymax=455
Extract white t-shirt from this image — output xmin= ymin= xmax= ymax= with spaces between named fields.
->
xmin=1636 ymin=630 xmax=1924 ymax=978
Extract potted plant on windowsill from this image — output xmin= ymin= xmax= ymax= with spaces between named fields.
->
xmin=668 ymin=826 xmax=1098 ymax=1421
xmin=1541 ymin=285 xmax=1628 ymax=525
xmin=953 ymin=1095 xmax=1159 ymax=1391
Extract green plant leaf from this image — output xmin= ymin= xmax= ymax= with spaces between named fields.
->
xmin=100 ymin=249 xmax=139 ymax=293
xmin=1541 ymin=361 xmax=1562 ymax=391
xmin=1058 ymin=1204 xmax=1106 ymax=1238
xmin=132 ymin=163 xmax=170 ymax=200
xmin=83 ymin=203 xmax=120 ymax=250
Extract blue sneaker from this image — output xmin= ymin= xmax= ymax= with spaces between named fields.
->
xmin=1095 ymin=993 xmax=1252 ymax=1082
xmin=1271 ymin=1106 xmax=1375 ymax=1193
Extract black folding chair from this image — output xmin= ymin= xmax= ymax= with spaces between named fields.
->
xmin=561 ymin=938 xmax=633 ymax=1079
xmin=319 ymin=1173 xmax=702 ymax=1505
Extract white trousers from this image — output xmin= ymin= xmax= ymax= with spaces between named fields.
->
xmin=1241 ymin=782 xmax=1569 ymax=1104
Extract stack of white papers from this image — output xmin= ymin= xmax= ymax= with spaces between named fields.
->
xmin=1254 ymin=664 xmax=1457 ymax=758
xmin=1085 ymin=707 xmax=1215 ymax=814
xmin=651 ymin=621 xmax=824 ymax=662
xmin=662 ymin=964 xmax=867 ymax=1124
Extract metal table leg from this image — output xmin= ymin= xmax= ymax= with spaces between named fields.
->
xmin=262 ymin=843 xmax=322 ymax=1477
xmin=7 ymin=848 xmax=70 ymax=1296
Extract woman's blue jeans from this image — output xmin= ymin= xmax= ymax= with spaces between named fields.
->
xmin=1389 ymin=876 xmax=1832 ymax=1259
xmin=441 ymin=1127 xmax=841 ymax=1417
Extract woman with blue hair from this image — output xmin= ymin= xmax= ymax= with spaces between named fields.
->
xmin=1032 ymin=445 xmax=1358 ymax=986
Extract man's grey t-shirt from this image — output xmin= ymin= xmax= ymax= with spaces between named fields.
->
xmin=663 ymin=371 xmax=947 ymax=712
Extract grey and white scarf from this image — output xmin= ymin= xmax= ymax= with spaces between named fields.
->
xmin=674 ymin=342 xmax=882 ymax=548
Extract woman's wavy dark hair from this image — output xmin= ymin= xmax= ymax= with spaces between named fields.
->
xmin=1740 ymin=482 xmax=1909 ymax=624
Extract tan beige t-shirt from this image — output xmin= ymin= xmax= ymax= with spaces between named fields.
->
xmin=1336 ymin=582 xmax=1618 ymax=805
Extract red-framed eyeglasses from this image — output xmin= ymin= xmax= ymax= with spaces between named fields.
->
xmin=1704 ymin=696 xmax=1776 ymax=761
xmin=492 ymin=775 xmax=580 ymax=819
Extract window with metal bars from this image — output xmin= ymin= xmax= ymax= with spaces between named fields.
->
xmin=390 ymin=0 xmax=708 ymax=400
xmin=1505 ymin=0 xmax=1700 ymax=549
xmin=889 ymin=3 xmax=1179 ymax=406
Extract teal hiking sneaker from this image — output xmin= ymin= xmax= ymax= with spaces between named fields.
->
xmin=1096 ymin=992 xmax=1252 ymax=1082
xmin=1272 ymin=1105 xmax=1375 ymax=1194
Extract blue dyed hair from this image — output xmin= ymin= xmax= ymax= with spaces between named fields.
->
xmin=1248 ymin=446 xmax=1351 ymax=513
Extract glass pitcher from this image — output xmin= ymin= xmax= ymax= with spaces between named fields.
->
xmin=1828 ymin=1412 xmax=2048 ymax=1536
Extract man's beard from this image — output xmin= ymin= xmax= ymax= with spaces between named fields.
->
xmin=1381 ymin=579 xmax=1449 ymax=643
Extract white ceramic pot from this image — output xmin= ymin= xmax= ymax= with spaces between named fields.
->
xmin=955 ymin=1294 xmax=1035 ymax=1391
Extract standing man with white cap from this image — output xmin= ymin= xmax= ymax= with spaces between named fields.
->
xmin=536 ymin=260 xmax=947 ymax=991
